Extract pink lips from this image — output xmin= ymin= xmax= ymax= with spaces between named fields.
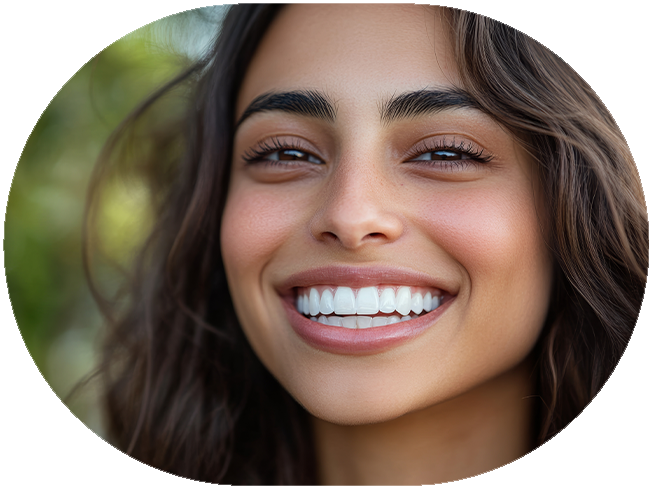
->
xmin=277 ymin=265 xmax=455 ymax=293
xmin=277 ymin=265 xmax=455 ymax=355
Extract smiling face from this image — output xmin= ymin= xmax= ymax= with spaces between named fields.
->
xmin=221 ymin=5 xmax=553 ymax=425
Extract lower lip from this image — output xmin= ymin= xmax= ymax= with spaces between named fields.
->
xmin=282 ymin=299 xmax=452 ymax=355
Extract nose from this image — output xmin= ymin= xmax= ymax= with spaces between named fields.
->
xmin=309 ymin=160 xmax=404 ymax=250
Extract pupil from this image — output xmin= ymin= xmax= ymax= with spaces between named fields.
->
xmin=280 ymin=149 xmax=305 ymax=160
xmin=433 ymin=150 xmax=458 ymax=160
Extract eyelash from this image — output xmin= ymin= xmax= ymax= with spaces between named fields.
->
xmin=242 ymin=137 xmax=321 ymax=165
xmin=242 ymin=136 xmax=494 ymax=168
xmin=407 ymin=137 xmax=494 ymax=169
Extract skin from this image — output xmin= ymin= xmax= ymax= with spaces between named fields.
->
xmin=221 ymin=4 xmax=553 ymax=484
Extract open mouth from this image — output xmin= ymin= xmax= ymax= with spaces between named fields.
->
xmin=280 ymin=266 xmax=454 ymax=354
xmin=295 ymin=285 xmax=444 ymax=329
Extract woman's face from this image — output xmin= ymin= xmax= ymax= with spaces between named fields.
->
xmin=221 ymin=4 xmax=553 ymax=425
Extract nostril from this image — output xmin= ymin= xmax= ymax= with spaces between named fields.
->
xmin=310 ymin=208 xmax=404 ymax=248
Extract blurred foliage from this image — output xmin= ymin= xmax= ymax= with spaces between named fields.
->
xmin=5 ymin=6 xmax=226 ymax=438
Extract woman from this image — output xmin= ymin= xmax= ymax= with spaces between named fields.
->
xmin=84 ymin=4 xmax=648 ymax=485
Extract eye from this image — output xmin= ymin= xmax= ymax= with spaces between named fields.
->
xmin=243 ymin=137 xmax=325 ymax=166
xmin=406 ymin=138 xmax=494 ymax=166
xmin=410 ymin=149 xmax=475 ymax=162
xmin=266 ymin=149 xmax=323 ymax=164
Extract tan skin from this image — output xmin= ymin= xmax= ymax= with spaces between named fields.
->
xmin=221 ymin=5 xmax=553 ymax=484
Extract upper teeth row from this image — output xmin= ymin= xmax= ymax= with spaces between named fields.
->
xmin=296 ymin=286 xmax=442 ymax=317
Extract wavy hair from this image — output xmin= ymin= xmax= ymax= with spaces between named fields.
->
xmin=83 ymin=4 xmax=648 ymax=484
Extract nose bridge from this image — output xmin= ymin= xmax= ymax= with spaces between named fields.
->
xmin=310 ymin=154 xmax=404 ymax=249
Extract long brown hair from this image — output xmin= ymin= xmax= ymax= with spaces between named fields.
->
xmin=443 ymin=9 xmax=648 ymax=443
xmin=84 ymin=5 xmax=648 ymax=484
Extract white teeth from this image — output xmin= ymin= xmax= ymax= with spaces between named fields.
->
xmin=423 ymin=292 xmax=432 ymax=312
xmin=395 ymin=286 xmax=412 ymax=316
xmin=309 ymin=288 xmax=321 ymax=316
xmin=297 ymin=294 xmax=303 ymax=313
xmin=433 ymin=295 xmax=441 ymax=310
xmin=342 ymin=316 xmax=358 ymax=329
xmin=356 ymin=287 xmax=380 ymax=315
xmin=327 ymin=316 xmax=343 ymax=326
xmin=379 ymin=288 xmax=396 ymax=313
xmin=308 ymin=312 xmax=433 ymax=328
xmin=356 ymin=316 xmax=372 ymax=329
xmin=334 ymin=287 xmax=356 ymax=315
xmin=298 ymin=286 xmax=445 ymax=320
xmin=411 ymin=292 xmax=424 ymax=315
xmin=319 ymin=289 xmax=335 ymax=315
xmin=302 ymin=293 xmax=310 ymax=315
xmin=371 ymin=316 xmax=388 ymax=327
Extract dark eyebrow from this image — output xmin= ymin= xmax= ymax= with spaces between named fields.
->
xmin=236 ymin=90 xmax=337 ymax=128
xmin=379 ymin=88 xmax=480 ymax=124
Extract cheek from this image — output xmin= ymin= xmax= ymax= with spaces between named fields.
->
xmin=220 ymin=184 xmax=302 ymax=273
xmin=417 ymin=184 xmax=552 ymax=346
xmin=423 ymin=185 xmax=549 ymax=278
xmin=220 ymin=183 xmax=307 ymax=371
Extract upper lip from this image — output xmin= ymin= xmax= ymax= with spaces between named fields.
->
xmin=276 ymin=264 xmax=457 ymax=296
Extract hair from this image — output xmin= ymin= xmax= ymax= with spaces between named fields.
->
xmin=83 ymin=4 xmax=648 ymax=485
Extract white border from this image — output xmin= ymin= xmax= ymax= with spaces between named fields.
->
xmin=1 ymin=1 xmax=650 ymax=488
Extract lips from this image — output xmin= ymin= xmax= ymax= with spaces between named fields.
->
xmin=277 ymin=265 xmax=456 ymax=355
xmin=277 ymin=265 xmax=455 ymax=292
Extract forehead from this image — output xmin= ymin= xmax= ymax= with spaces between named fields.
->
xmin=237 ymin=4 xmax=461 ymax=118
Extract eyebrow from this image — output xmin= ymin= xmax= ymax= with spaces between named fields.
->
xmin=379 ymin=88 xmax=480 ymax=124
xmin=236 ymin=90 xmax=337 ymax=128
xmin=235 ymin=87 xmax=480 ymax=129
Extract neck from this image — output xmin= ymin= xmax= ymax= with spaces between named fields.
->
xmin=311 ymin=360 xmax=535 ymax=485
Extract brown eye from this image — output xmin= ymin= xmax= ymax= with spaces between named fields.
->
xmin=268 ymin=149 xmax=323 ymax=164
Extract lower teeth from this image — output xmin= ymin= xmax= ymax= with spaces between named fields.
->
xmin=306 ymin=313 xmax=423 ymax=329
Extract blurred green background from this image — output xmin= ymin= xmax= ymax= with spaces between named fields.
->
xmin=5 ymin=6 xmax=227 ymax=439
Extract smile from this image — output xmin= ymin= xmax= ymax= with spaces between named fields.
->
xmin=296 ymin=286 xmax=444 ymax=328
xmin=278 ymin=265 xmax=455 ymax=355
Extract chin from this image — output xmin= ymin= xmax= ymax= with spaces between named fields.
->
xmin=298 ymin=389 xmax=414 ymax=426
